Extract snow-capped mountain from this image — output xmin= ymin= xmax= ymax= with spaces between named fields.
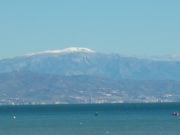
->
xmin=1 ymin=47 xmax=180 ymax=80
xmin=0 ymin=47 xmax=180 ymax=104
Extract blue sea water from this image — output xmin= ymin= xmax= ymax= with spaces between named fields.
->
xmin=0 ymin=103 xmax=180 ymax=135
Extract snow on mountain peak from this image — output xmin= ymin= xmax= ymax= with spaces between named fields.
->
xmin=26 ymin=47 xmax=95 ymax=56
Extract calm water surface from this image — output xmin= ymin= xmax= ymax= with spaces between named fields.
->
xmin=0 ymin=103 xmax=180 ymax=135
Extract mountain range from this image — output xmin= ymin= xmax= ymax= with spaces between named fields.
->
xmin=0 ymin=47 xmax=180 ymax=104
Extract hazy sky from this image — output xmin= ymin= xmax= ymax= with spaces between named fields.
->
xmin=0 ymin=0 xmax=179 ymax=58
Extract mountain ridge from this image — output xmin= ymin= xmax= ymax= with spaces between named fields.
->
xmin=0 ymin=48 xmax=180 ymax=104
xmin=0 ymin=49 xmax=180 ymax=80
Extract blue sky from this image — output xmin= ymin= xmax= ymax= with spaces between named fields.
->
xmin=0 ymin=0 xmax=179 ymax=58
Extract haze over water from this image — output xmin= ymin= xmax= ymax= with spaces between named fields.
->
xmin=0 ymin=103 xmax=180 ymax=135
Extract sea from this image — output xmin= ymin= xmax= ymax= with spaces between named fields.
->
xmin=0 ymin=103 xmax=180 ymax=135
